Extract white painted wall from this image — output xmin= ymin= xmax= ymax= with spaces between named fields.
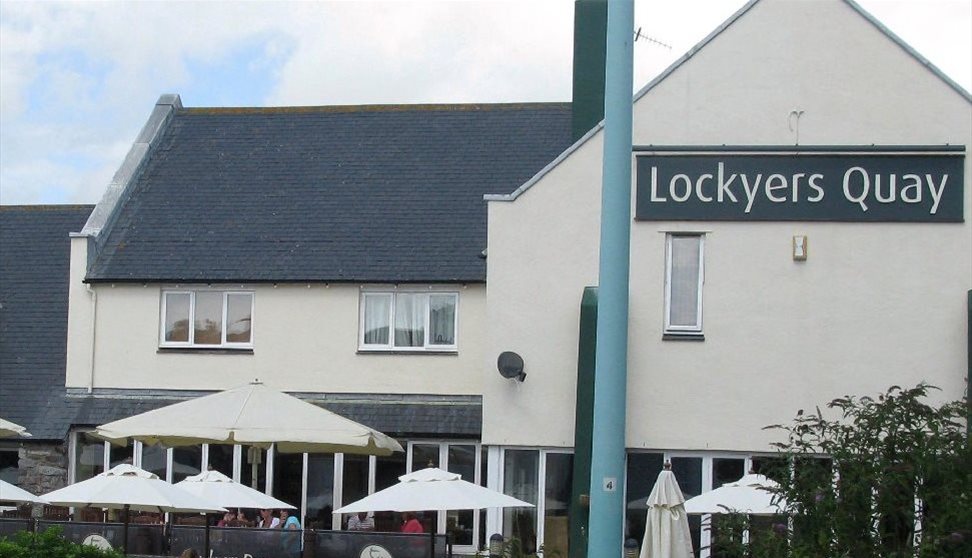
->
xmin=64 ymin=271 xmax=485 ymax=394
xmin=484 ymin=0 xmax=972 ymax=450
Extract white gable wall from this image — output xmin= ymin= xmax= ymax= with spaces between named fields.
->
xmin=484 ymin=0 xmax=971 ymax=450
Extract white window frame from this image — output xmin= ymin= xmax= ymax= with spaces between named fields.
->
xmin=664 ymin=233 xmax=705 ymax=336
xmin=159 ymin=289 xmax=254 ymax=349
xmin=358 ymin=288 xmax=459 ymax=352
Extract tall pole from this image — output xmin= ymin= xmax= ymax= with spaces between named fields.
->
xmin=588 ymin=0 xmax=634 ymax=557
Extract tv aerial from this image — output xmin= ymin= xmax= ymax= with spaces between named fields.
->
xmin=634 ymin=27 xmax=672 ymax=50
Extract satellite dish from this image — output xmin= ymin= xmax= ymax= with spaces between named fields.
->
xmin=497 ymin=351 xmax=526 ymax=382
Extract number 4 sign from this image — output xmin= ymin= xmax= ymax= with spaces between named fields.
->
xmin=602 ymin=477 xmax=617 ymax=492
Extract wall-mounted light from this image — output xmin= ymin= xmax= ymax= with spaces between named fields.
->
xmin=793 ymin=235 xmax=808 ymax=261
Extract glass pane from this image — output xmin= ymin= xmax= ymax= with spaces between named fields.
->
xmin=342 ymin=454 xmax=369 ymax=516
xmin=447 ymin=445 xmax=477 ymax=546
xmin=669 ymin=235 xmax=701 ymax=327
xmin=412 ymin=444 xmax=439 ymax=470
xmin=544 ymin=453 xmax=573 ymax=557
xmin=0 ymin=450 xmax=19 ymax=484
xmin=503 ymin=449 xmax=538 ymax=555
xmin=372 ymin=449 xmax=407 ymax=532
xmin=243 ymin=446 xmax=267 ymax=492
xmin=273 ymin=449 xmax=304 ymax=512
xmin=226 ymin=294 xmax=252 ymax=343
xmin=207 ymin=444 xmax=235 ymax=478
xmin=429 ymin=294 xmax=456 ymax=346
xmin=394 ymin=293 xmax=425 ymax=347
xmin=164 ymin=293 xmax=190 ymax=342
xmin=710 ymin=458 xmax=747 ymax=553
xmin=306 ymin=454 xmax=335 ymax=530
xmin=671 ymin=457 xmax=703 ymax=557
xmin=141 ymin=445 xmax=167 ymax=479
xmin=109 ymin=443 xmax=134 ymax=468
xmin=479 ymin=446 xmax=488 ymax=550
xmin=363 ymin=294 xmax=390 ymax=345
xmin=194 ymin=292 xmax=223 ymax=345
xmin=625 ymin=453 xmax=665 ymax=543
xmin=713 ymin=458 xmax=745 ymax=488
xmin=752 ymin=456 xmax=789 ymax=484
xmin=75 ymin=432 xmax=105 ymax=482
xmin=172 ymin=446 xmax=202 ymax=484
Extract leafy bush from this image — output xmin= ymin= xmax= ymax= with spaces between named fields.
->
xmin=759 ymin=383 xmax=970 ymax=558
xmin=0 ymin=526 xmax=122 ymax=558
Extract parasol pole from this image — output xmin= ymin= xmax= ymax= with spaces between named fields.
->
xmin=123 ymin=504 xmax=130 ymax=556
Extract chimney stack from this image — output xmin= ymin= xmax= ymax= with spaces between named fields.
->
xmin=571 ymin=0 xmax=608 ymax=142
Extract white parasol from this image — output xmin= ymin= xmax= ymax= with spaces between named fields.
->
xmin=684 ymin=473 xmax=786 ymax=515
xmin=0 ymin=418 xmax=30 ymax=438
xmin=94 ymin=381 xmax=403 ymax=455
xmin=640 ymin=467 xmax=694 ymax=558
xmin=0 ymin=479 xmax=48 ymax=504
xmin=334 ymin=467 xmax=534 ymax=513
xmin=41 ymin=464 xmax=225 ymax=556
xmin=176 ymin=469 xmax=295 ymax=510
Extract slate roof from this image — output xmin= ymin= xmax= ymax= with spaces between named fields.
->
xmin=86 ymin=103 xmax=573 ymax=283
xmin=56 ymin=390 xmax=481 ymax=440
xmin=0 ymin=205 xmax=93 ymax=440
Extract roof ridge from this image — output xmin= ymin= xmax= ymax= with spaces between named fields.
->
xmin=181 ymin=102 xmax=571 ymax=115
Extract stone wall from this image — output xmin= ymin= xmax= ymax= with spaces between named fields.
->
xmin=19 ymin=442 xmax=68 ymax=494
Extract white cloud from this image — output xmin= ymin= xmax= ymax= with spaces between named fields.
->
xmin=0 ymin=0 xmax=968 ymax=205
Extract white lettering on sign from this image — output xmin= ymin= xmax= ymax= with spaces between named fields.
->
xmin=646 ymin=162 xmax=951 ymax=215
xmin=841 ymin=168 xmax=949 ymax=214
xmin=603 ymin=477 xmax=617 ymax=492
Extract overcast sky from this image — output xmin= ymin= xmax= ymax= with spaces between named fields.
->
xmin=1 ymin=0 xmax=969 ymax=206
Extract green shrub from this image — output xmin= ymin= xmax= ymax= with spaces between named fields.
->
xmin=0 ymin=526 xmax=122 ymax=558
xmin=761 ymin=383 xmax=970 ymax=558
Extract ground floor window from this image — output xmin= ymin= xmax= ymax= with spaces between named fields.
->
xmin=68 ymin=432 xmax=485 ymax=550
xmin=497 ymin=448 xmax=574 ymax=557
xmin=625 ymin=451 xmax=792 ymax=558
xmin=0 ymin=449 xmax=19 ymax=485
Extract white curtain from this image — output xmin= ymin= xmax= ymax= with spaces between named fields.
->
xmin=363 ymin=294 xmax=391 ymax=345
xmin=669 ymin=236 xmax=701 ymax=328
xmin=395 ymin=293 xmax=425 ymax=347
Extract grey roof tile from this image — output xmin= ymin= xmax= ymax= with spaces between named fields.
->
xmin=0 ymin=205 xmax=94 ymax=440
xmin=57 ymin=392 xmax=480 ymax=440
xmin=87 ymin=103 xmax=573 ymax=283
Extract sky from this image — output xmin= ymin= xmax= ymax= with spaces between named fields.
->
xmin=1 ymin=0 xmax=969 ymax=206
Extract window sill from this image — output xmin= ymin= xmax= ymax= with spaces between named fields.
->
xmin=157 ymin=347 xmax=254 ymax=355
xmin=662 ymin=333 xmax=705 ymax=342
xmin=356 ymin=349 xmax=458 ymax=356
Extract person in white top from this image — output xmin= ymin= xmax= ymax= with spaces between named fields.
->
xmin=258 ymin=508 xmax=280 ymax=529
xmin=347 ymin=512 xmax=375 ymax=531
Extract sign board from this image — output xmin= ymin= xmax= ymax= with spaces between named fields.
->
xmin=635 ymin=148 xmax=965 ymax=222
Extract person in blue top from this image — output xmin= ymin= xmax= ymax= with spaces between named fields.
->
xmin=279 ymin=508 xmax=301 ymax=558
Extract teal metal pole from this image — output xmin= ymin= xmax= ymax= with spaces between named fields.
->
xmin=588 ymin=0 xmax=634 ymax=557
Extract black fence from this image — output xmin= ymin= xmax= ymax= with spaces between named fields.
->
xmin=0 ymin=519 xmax=452 ymax=558
xmin=0 ymin=518 xmax=30 ymax=539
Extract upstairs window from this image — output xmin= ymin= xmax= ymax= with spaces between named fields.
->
xmin=161 ymin=290 xmax=253 ymax=348
xmin=360 ymin=290 xmax=458 ymax=351
xmin=664 ymin=234 xmax=704 ymax=337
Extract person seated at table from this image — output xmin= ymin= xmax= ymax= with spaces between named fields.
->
xmin=347 ymin=512 xmax=375 ymax=531
xmin=280 ymin=508 xmax=300 ymax=530
xmin=217 ymin=511 xmax=235 ymax=527
xmin=400 ymin=511 xmax=424 ymax=533
xmin=258 ymin=508 xmax=280 ymax=528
